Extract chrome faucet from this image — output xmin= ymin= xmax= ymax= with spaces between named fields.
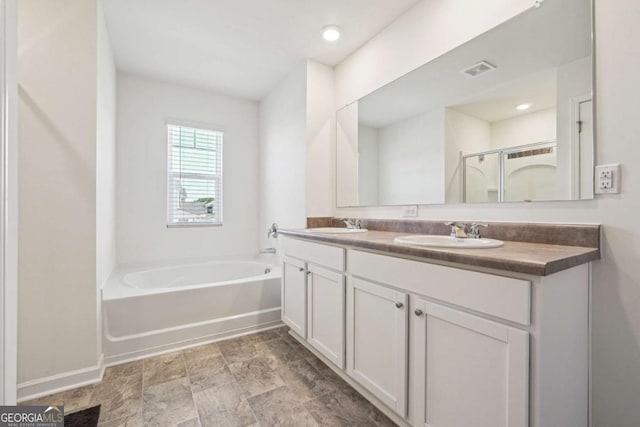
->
xmin=468 ymin=223 xmax=488 ymax=239
xmin=342 ymin=218 xmax=363 ymax=229
xmin=445 ymin=221 xmax=468 ymax=238
xmin=445 ymin=221 xmax=489 ymax=239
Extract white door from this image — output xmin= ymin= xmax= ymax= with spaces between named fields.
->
xmin=412 ymin=299 xmax=529 ymax=427
xmin=281 ymin=256 xmax=307 ymax=338
xmin=347 ymin=277 xmax=408 ymax=417
xmin=307 ymin=264 xmax=345 ymax=368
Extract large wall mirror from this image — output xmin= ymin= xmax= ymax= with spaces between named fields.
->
xmin=336 ymin=0 xmax=593 ymax=207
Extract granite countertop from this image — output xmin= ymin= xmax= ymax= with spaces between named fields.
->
xmin=278 ymin=228 xmax=600 ymax=276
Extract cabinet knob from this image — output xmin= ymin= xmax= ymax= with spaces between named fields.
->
xmin=415 ymin=309 xmax=424 ymax=317
xmin=298 ymin=267 xmax=304 ymax=272
xmin=395 ymin=302 xmax=404 ymax=309
xmin=306 ymin=271 xmax=312 ymax=275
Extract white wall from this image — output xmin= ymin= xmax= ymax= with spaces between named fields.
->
xmin=490 ymin=108 xmax=556 ymax=149
xmin=116 ymin=73 xmax=259 ymax=264
xmin=444 ymin=109 xmax=491 ymax=203
xmin=1 ymin=0 xmax=18 ymax=405
xmin=259 ymin=63 xmax=307 ymax=247
xmin=95 ymin=1 xmax=116 ymax=366
xmin=96 ymin=1 xmax=116 ymax=286
xmin=377 ymin=110 xmax=445 ymax=205
xmin=336 ymin=102 xmax=359 ymax=207
xmin=305 ymin=61 xmax=335 ymax=217
xmin=331 ymin=0 xmax=640 ymax=425
xmin=18 ymin=0 xmax=99 ymax=385
xmin=357 ymin=124 xmax=379 ymax=206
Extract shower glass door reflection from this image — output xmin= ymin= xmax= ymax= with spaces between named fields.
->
xmin=463 ymin=141 xmax=557 ymax=203
xmin=502 ymin=142 xmax=557 ymax=202
xmin=463 ymin=152 xmax=500 ymax=203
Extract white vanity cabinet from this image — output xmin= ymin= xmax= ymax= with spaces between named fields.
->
xmin=412 ymin=299 xmax=529 ymax=427
xmin=280 ymin=236 xmax=590 ymax=427
xmin=281 ymin=237 xmax=346 ymax=368
xmin=306 ymin=264 xmax=345 ymax=368
xmin=346 ymin=277 xmax=408 ymax=417
xmin=281 ymin=256 xmax=307 ymax=338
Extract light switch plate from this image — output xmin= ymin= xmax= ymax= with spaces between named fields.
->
xmin=595 ymin=163 xmax=621 ymax=194
xmin=403 ymin=205 xmax=418 ymax=217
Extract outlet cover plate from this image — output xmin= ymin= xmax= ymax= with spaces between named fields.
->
xmin=403 ymin=205 xmax=418 ymax=217
xmin=595 ymin=163 xmax=621 ymax=194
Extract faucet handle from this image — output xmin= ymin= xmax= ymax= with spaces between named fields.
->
xmin=445 ymin=221 xmax=467 ymax=238
xmin=267 ymin=223 xmax=278 ymax=239
xmin=445 ymin=221 xmax=466 ymax=227
xmin=343 ymin=218 xmax=355 ymax=229
xmin=469 ymin=223 xmax=488 ymax=239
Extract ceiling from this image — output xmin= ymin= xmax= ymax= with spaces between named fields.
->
xmin=357 ymin=0 xmax=592 ymax=128
xmin=102 ymin=0 xmax=421 ymax=100
xmin=450 ymin=69 xmax=557 ymax=123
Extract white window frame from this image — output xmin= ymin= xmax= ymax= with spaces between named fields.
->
xmin=166 ymin=120 xmax=224 ymax=227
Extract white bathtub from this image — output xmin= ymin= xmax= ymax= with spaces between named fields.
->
xmin=102 ymin=256 xmax=282 ymax=364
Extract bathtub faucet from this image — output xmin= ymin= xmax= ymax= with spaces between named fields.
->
xmin=267 ymin=223 xmax=278 ymax=239
xmin=260 ymin=248 xmax=276 ymax=254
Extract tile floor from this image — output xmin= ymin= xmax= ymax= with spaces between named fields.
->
xmin=23 ymin=326 xmax=397 ymax=426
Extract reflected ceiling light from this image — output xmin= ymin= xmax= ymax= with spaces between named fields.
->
xmin=322 ymin=26 xmax=341 ymax=42
xmin=516 ymin=103 xmax=532 ymax=111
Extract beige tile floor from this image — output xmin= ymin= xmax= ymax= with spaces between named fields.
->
xmin=22 ymin=326 xmax=397 ymax=427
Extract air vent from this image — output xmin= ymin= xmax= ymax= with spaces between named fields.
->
xmin=507 ymin=147 xmax=554 ymax=160
xmin=462 ymin=61 xmax=497 ymax=78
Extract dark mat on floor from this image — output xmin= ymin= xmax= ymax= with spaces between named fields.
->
xmin=64 ymin=404 xmax=100 ymax=427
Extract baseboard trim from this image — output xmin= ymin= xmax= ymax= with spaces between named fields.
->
xmin=17 ymin=354 xmax=105 ymax=403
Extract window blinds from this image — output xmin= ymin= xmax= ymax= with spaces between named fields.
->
xmin=167 ymin=124 xmax=223 ymax=226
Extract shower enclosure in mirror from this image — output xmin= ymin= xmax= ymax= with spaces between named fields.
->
xmin=336 ymin=0 xmax=594 ymax=207
xmin=463 ymin=141 xmax=557 ymax=203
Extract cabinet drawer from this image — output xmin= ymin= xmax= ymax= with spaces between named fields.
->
xmin=282 ymin=237 xmax=345 ymax=272
xmin=349 ymin=250 xmax=530 ymax=325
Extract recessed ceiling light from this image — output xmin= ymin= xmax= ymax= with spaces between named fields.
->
xmin=322 ymin=26 xmax=341 ymax=42
xmin=516 ymin=103 xmax=532 ymax=111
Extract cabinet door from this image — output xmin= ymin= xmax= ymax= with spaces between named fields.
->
xmin=412 ymin=299 xmax=529 ymax=427
xmin=307 ymin=264 xmax=345 ymax=368
xmin=347 ymin=277 xmax=408 ymax=417
xmin=281 ymin=256 xmax=307 ymax=338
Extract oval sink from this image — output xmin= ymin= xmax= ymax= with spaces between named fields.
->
xmin=394 ymin=235 xmax=503 ymax=249
xmin=305 ymin=227 xmax=368 ymax=234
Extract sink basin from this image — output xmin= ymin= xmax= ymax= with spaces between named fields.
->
xmin=304 ymin=227 xmax=368 ymax=234
xmin=394 ymin=235 xmax=504 ymax=249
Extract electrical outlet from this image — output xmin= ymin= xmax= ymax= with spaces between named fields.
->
xmin=600 ymin=169 xmax=612 ymax=179
xmin=403 ymin=205 xmax=418 ymax=217
xmin=595 ymin=164 xmax=621 ymax=194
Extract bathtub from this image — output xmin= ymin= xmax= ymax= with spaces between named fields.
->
xmin=102 ymin=256 xmax=282 ymax=364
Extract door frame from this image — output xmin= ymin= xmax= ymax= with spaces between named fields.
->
xmin=570 ymin=94 xmax=594 ymax=199
xmin=0 ymin=0 xmax=18 ymax=405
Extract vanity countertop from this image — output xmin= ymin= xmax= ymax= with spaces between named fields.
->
xmin=278 ymin=228 xmax=600 ymax=276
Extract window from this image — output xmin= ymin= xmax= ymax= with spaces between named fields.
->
xmin=167 ymin=123 xmax=223 ymax=226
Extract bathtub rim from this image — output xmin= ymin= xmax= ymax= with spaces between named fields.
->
xmin=103 ymin=254 xmax=281 ymax=301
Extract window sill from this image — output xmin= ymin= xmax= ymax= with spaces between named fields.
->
xmin=167 ymin=223 xmax=223 ymax=228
